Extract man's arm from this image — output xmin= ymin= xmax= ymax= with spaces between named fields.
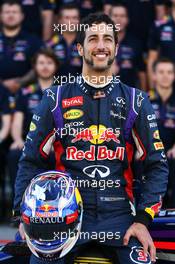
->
xmin=135 ymin=38 xmax=147 ymax=91
xmin=133 ymin=92 xmax=168 ymax=225
xmin=147 ymin=50 xmax=158 ymax=89
xmin=147 ymin=22 xmax=160 ymax=89
xmin=0 ymin=114 xmax=11 ymax=142
xmin=2 ymin=71 xmax=37 ymax=93
xmin=13 ymin=91 xmax=56 ymax=216
xmin=138 ymin=71 xmax=147 ymax=91
xmin=10 ymin=112 xmax=24 ymax=150
xmin=0 ymin=85 xmax=12 ymax=140
xmin=124 ymin=92 xmax=168 ymax=262
xmin=41 ymin=0 xmax=55 ymax=41
xmin=42 ymin=10 xmax=54 ymax=41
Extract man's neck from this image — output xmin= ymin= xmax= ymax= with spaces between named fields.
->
xmin=38 ymin=78 xmax=53 ymax=91
xmin=63 ymin=32 xmax=76 ymax=46
xmin=3 ymin=26 xmax=21 ymax=37
xmin=118 ymin=30 xmax=126 ymax=43
xmin=156 ymin=85 xmax=173 ymax=102
xmin=82 ymin=67 xmax=113 ymax=88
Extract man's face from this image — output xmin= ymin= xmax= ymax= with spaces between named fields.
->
xmin=78 ymin=23 xmax=117 ymax=72
xmin=35 ymin=55 xmax=57 ymax=80
xmin=0 ymin=4 xmax=23 ymax=29
xmin=111 ymin=6 xmax=128 ymax=32
xmin=103 ymin=4 xmax=112 ymax=16
xmin=154 ymin=63 xmax=175 ymax=88
xmin=60 ymin=9 xmax=79 ymax=32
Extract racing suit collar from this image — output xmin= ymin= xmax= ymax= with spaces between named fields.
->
xmin=81 ymin=75 xmax=112 ymax=88
xmin=76 ymin=75 xmax=117 ymax=98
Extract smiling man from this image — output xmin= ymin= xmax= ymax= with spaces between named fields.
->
xmin=13 ymin=13 xmax=168 ymax=264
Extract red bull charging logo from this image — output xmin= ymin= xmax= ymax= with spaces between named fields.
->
xmin=71 ymin=125 xmax=120 ymax=145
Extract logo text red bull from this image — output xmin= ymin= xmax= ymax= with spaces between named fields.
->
xmin=66 ymin=145 xmax=125 ymax=161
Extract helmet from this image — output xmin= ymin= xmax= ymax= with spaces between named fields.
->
xmin=21 ymin=170 xmax=83 ymax=261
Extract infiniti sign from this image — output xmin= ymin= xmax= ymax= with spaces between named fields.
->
xmin=83 ymin=165 xmax=110 ymax=178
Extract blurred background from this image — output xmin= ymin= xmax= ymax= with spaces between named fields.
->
xmin=0 ymin=0 xmax=175 ymax=245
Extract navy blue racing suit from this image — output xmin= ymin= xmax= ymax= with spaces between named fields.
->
xmin=14 ymin=77 xmax=168 ymax=263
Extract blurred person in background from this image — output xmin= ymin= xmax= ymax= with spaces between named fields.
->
xmin=123 ymin=0 xmax=155 ymax=53
xmin=0 ymin=0 xmax=43 ymax=94
xmin=147 ymin=0 xmax=175 ymax=89
xmin=102 ymin=0 xmax=113 ymax=16
xmin=47 ymin=3 xmax=82 ymax=79
xmin=7 ymin=48 xmax=58 ymax=205
xmin=19 ymin=0 xmax=55 ymax=41
xmin=110 ymin=3 xmax=146 ymax=90
xmin=79 ymin=0 xmax=101 ymax=18
xmin=55 ymin=0 xmax=101 ymax=18
xmin=154 ymin=0 xmax=170 ymax=21
xmin=0 ymin=84 xmax=11 ymax=221
xmin=149 ymin=58 xmax=175 ymax=208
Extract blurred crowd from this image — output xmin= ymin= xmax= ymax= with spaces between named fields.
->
xmin=0 ymin=0 xmax=175 ymax=222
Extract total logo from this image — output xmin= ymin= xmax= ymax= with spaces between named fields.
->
xmin=71 ymin=124 xmax=120 ymax=144
xmin=66 ymin=145 xmax=125 ymax=161
xmin=62 ymin=96 xmax=83 ymax=108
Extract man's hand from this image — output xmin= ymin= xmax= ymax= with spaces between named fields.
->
xmin=123 ymin=223 xmax=156 ymax=262
xmin=3 ymin=79 xmax=20 ymax=93
xmin=19 ymin=223 xmax=26 ymax=240
xmin=167 ymin=146 xmax=175 ymax=159
xmin=10 ymin=139 xmax=24 ymax=150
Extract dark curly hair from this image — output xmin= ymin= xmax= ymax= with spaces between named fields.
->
xmin=77 ymin=12 xmax=118 ymax=46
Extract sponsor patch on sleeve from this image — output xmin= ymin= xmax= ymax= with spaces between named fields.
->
xmin=154 ymin=142 xmax=164 ymax=150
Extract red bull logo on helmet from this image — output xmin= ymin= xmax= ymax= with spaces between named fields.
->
xmin=36 ymin=204 xmax=58 ymax=217
xmin=71 ymin=124 xmax=120 ymax=144
xmin=38 ymin=204 xmax=56 ymax=212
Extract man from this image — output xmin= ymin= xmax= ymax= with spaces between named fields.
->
xmin=46 ymin=3 xmax=82 ymax=78
xmin=103 ymin=0 xmax=113 ymax=16
xmin=55 ymin=0 xmax=101 ymax=18
xmin=0 ymin=0 xmax=43 ymax=93
xmin=154 ymin=0 xmax=170 ymax=21
xmin=8 ymin=48 xmax=58 ymax=200
xmin=122 ymin=0 xmax=155 ymax=52
xmin=110 ymin=3 xmax=146 ymax=90
xmin=149 ymin=58 xmax=175 ymax=207
xmin=14 ymin=13 xmax=168 ymax=264
xmin=147 ymin=0 xmax=175 ymax=88
xmin=20 ymin=0 xmax=55 ymax=41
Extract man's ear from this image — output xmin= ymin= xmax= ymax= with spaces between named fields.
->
xmin=77 ymin=43 xmax=84 ymax=57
